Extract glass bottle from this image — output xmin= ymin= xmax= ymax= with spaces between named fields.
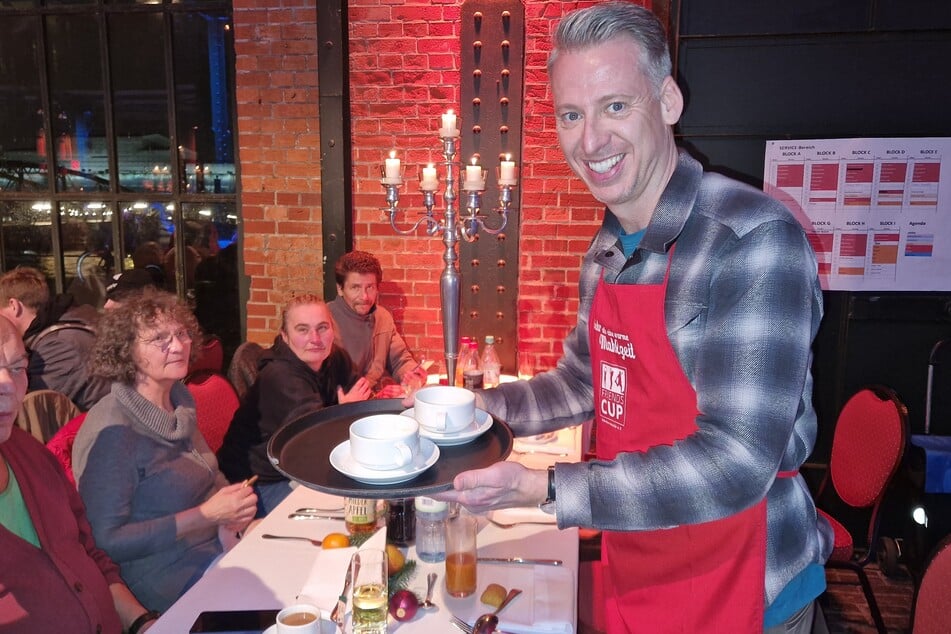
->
xmin=386 ymin=497 xmax=415 ymax=546
xmin=345 ymin=496 xmax=378 ymax=535
xmin=482 ymin=335 xmax=502 ymax=388
xmin=415 ymin=496 xmax=448 ymax=563
xmin=462 ymin=340 xmax=484 ymax=390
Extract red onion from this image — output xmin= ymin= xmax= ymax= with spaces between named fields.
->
xmin=388 ymin=589 xmax=420 ymax=621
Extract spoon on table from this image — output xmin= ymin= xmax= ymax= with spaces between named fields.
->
xmin=420 ymin=572 xmax=438 ymax=610
xmin=473 ymin=588 xmax=522 ymax=634
xmin=261 ymin=533 xmax=322 ymax=546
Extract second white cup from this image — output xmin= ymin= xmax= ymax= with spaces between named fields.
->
xmin=413 ymin=386 xmax=476 ymax=434
xmin=349 ymin=414 xmax=420 ymax=470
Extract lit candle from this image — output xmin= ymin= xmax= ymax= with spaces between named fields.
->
xmin=440 ymin=110 xmax=458 ymax=137
xmin=464 ymin=158 xmax=483 ymax=190
xmin=420 ymin=163 xmax=438 ymax=191
xmin=384 ymin=150 xmax=401 ymax=181
xmin=499 ymin=154 xmax=516 ymax=183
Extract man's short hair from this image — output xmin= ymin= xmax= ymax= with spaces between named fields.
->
xmin=334 ymin=250 xmax=383 ymax=287
xmin=0 ymin=267 xmax=50 ymax=311
xmin=548 ymin=1 xmax=672 ymax=93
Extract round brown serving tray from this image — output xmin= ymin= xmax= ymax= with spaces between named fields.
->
xmin=267 ymin=399 xmax=514 ymax=499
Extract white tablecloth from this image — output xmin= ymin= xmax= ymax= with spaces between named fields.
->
xmin=150 ymin=425 xmax=581 ymax=633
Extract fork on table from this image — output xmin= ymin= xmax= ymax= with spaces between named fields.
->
xmin=450 ymin=614 xmax=514 ymax=634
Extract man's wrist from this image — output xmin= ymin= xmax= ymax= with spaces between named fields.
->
xmin=129 ymin=609 xmax=160 ymax=634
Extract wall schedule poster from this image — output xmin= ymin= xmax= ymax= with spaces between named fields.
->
xmin=763 ymin=138 xmax=951 ymax=291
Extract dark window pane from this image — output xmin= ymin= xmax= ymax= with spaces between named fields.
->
xmin=185 ymin=202 xmax=239 ymax=351
xmin=120 ymin=199 xmax=172 ymax=287
xmin=46 ymin=14 xmax=109 ymax=193
xmin=0 ymin=16 xmax=47 ymax=192
xmin=109 ymin=12 xmax=173 ymax=194
xmin=0 ymin=2 xmax=40 ymax=9
xmin=172 ymin=11 xmax=236 ymax=193
xmin=61 ymin=200 xmax=115 ymax=308
xmin=0 ymin=200 xmax=54 ymax=273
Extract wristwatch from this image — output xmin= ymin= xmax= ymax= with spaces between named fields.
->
xmin=539 ymin=465 xmax=556 ymax=514
xmin=129 ymin=610 xmax=160 ymax=634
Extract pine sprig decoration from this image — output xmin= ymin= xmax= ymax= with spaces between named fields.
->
xmin=388 ymin=559 xmax=417 ymax=598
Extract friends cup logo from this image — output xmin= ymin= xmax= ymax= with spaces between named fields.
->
xmin=598 ymin=361 xmax=627 ymax=429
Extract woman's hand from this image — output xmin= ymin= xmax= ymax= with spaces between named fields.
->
xmin=199 ymin=481 xmax=257 ymax=526
xmin=338 ymin=377 xmax=372 ymax=403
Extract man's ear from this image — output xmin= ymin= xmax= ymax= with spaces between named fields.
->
xmin=6 ymin=298 xmax=23 ymax=318
xmin=659 ymin=76 xmax=684 ymax=126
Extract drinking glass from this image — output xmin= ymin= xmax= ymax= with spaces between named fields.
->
xmin=445 ymin=509 xmax=478 ymax=597
xmin=350 ymin=549 xmax=388 ymax=633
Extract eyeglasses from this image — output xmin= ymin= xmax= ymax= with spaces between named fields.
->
xmin=140 ymin=328 xmax=192 ymax=353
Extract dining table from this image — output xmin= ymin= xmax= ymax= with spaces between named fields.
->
xmin=149 ymin=422 xmax=582 ymax=633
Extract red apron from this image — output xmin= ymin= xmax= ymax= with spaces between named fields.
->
xmin=590 ymin=253 xmax=767 ymax=633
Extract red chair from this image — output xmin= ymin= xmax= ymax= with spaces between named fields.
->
xmin=189 ymin=335 xmax=224 ymax=374
xmin=816 ymin=385 xmax=908 ymax=634
xmin=185 ymin=370 xmax=240 ymax=453
xmin=911 ymin=534 xmax=951 ymax=634
xmin=45 ymin=412 xmax=88 ymax=486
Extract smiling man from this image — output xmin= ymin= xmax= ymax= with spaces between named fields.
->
xmin=328 ymin=251 xmax=427 ymax=398
xmin=217 ymin=295 xmax=371 ymax=514
xmin=439 ymin=3 xmax=833 ymax=633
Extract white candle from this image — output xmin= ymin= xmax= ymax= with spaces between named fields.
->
xmin=420 ymin=163 xmax=438 ymax=191
xmin=500 ymin=155 xmax=516 ymax=183
xmin=384 ymin=151 xmax=401 ymax=180
xmin=464 ymin=160 xmax=483 ymax=189
xmin=440 ymin=110 xmax=458 ymax=136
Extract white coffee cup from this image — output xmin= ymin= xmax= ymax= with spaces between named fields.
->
xmin=276 ymin=603 xmax=329 ymax=634
xmin=349 ymin=414 xmax=420 ymax=470
xmin=413 ymin=386 xmax=476 ymax=433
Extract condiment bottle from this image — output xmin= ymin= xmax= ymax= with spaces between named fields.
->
xmin=386 ymin=497 xmax=415 ymax=546
xmin=462 ymin=340 xmax=483 ymax=390
xmin=344 ymin=496 xmax=378 ymax=535
xmin=415 ymin=496 xmax=448 ymax=563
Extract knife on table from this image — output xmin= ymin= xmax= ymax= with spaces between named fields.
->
xmin=330 ymin=556 xmax=357 ymax=627
xmin=288 ymin=512 xmax=346 ymax=520
xmin=478 ymin=557 xmax=563 ymax=566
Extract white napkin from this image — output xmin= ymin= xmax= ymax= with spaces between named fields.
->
xmin=298 ymin=528 xmax=387 ymax=613
xmin=489 ymin=506 xmax=557 ymax=525
xmin=458 ymin=565 xmax=574 ymax=633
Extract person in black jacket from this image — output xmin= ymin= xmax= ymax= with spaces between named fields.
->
xmin=217 ymin=294 xmax=372 ymax=515
xmin=0 ymin=266 xmax=110 ymax=411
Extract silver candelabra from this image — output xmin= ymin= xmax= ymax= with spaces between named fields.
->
xmin=381 ymin=119 xmax=517 ymax=386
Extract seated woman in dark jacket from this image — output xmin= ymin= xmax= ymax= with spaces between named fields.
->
xmin=217 ymin=294 xmax=371 ymax=515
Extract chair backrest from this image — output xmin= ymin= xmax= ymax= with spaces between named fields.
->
xmin=15 ymin=389 xmax=82 ymax=444
xmin=189 ymin=334 xmax=224 ymax=374
xmin=185 ymin=370 xmax=240 ymax=453
xmin=45 ymin=412 xmax=88 ymax=486
xmin=227 ymin=340 xmax=265 ymax=400
xmin=912 ymin=534 xmax=951 ymax=633
xmin=829 ymin=385 xmax=907 ymax=509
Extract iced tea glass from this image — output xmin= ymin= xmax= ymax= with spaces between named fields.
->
xmin=445 ymin=510 xmax=478 ymax=597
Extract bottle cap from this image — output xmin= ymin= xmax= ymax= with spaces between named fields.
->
xmin=485 ymin=335 xmax=495 ymax=344
xmin=415 ymin=496 xmax=448 ymax=513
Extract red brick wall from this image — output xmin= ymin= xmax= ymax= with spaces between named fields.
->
xmin=233 ymin=0 xmax=650 ymax=374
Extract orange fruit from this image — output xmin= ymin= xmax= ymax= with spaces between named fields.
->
xmin=322 ymin=533 xmax=350 ymax=549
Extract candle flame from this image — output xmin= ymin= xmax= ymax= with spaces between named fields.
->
xmin=471 ymin=156 xmax=479 ymax=166
xmin=389 ymin=150 xmax=397 ymax=159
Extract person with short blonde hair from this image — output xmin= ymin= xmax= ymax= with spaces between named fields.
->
xmin=218 ymin=294 xmax=372 ymax=514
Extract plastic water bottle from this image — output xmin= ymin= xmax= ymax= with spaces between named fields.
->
xmin=454 ymin=336 xmax=472 ymax=387
xmin=482 ymin=335 xmax=501 ymax=388
xmin=462 ymin=340 xmax=483 ymax=390
xmin=415 ymin=496 xmax=448 ymax=563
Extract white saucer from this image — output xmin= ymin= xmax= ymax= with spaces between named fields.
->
xmin=401 ymin=408 xmax=493 ymax=446
xmin=330 ymin=437 xmax=440 ymax=484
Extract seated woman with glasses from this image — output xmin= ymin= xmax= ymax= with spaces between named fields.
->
xmin=217 ymin=294 xmax=372 ymax=515
xmin=72 ymin=289 xmax=257 ymax=612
